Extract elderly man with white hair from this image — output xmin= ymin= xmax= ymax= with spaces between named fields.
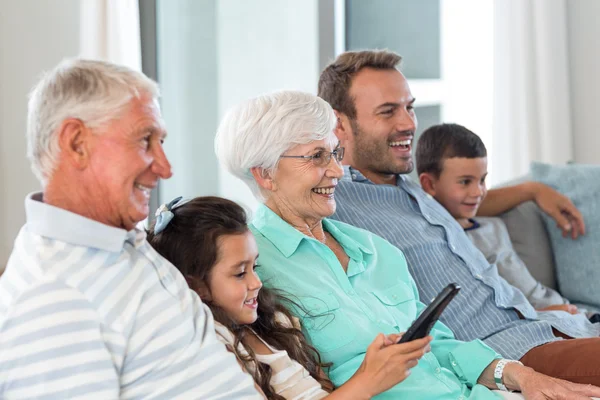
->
xmin=215 ymin=90 xmax=600 ymax=400
xmin=0 ymin=59 xmax=260 ymax=399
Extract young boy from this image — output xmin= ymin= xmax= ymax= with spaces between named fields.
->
xmin=415 ymin=123 xmax=577 ymax=314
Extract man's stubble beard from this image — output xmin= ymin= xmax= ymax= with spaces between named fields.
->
xmin=350 ymin=119 xmax=414 ymax=176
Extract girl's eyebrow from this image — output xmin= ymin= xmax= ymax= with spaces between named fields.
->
xmin=228 ymin=261 xmax=249 ymax=270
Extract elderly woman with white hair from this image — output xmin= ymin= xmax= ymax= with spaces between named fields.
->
xmin=215 ymin=90 xmax=600 ymax=400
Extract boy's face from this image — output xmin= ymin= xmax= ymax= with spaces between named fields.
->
xmin=424 ymin=157 xmax=488 ymax=221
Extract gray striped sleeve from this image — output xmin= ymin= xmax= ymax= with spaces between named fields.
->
xmin=0 ymin=280 xmax=120 ymax=399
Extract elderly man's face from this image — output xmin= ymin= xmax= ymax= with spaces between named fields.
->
xmin=85 ymin=96 xmax=172 ymax=230
xmin=343 ymin=68 xmax=417 ymax=180
xmin=270 ymin=138 xmax=344 ymax=223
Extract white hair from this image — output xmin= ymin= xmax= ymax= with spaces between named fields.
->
xmin=27 ymin=58 xmax=160 ymax=186
xmin=215 ymin=90 xmax=338 ymax=201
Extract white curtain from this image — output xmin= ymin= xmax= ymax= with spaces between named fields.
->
xmin=79 ymin=0 xmax=142 ymax=71
xmin=492 ymin=0 xmax=572 ymax=183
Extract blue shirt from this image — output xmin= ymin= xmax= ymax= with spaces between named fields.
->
xmin=0 ymin=193 xmax=259 ymax=399
xmin=331 ymin=167 xmax=600 ymax=360
xmin=251 ymin=204 xmax=502 ymax=400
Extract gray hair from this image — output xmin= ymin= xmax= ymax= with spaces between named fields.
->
xmin=27 ymin=58 xmax=160 ymax=185
xmin=215 ymin=90 xmax=338 ymax=201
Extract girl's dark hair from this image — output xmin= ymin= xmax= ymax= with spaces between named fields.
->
xmin=147 ymin=196 xmax=333 ymax=398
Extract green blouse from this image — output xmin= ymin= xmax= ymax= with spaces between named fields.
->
xmin=251 ymin=204 xmax=502 ymax=400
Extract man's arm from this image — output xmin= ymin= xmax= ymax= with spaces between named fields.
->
xmin=477 ymin=181 xmax=585 ymax=238
xmin=0 ymin=281 xmax=120 ymax=399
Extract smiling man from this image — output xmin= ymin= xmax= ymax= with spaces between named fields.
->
xmin=0 ymin=59 xmax=259 ymax=399
xmin=320 ymin=50 xmax=600 ymax=385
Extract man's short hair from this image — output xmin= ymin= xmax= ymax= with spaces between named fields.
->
xmin=318 ymin=50 xmax=401 ymax=119
xmin=416 ymin=123 xmax=487 ymax=177
xmin=27 ymin=59 xmax=159 ymax=186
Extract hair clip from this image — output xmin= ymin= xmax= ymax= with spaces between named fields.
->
xmin=154 ymin=196 xmax=187 ymax=234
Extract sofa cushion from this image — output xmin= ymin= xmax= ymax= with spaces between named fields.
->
xmin=530 ymin=161 xmax=600 ymax=307
xmin=498 ymin=201 xmax=557 ymax=290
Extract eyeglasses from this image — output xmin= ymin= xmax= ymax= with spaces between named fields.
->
xmin=280 ymin=147 xmax=345 ymax=167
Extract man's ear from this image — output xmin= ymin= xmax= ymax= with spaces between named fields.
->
xmin=57 ymin=118 xmax=91 ymax=170
xmin=419 ymin=172 xmax=437 ymax=197
xmin=333 ymin=110 xmax=350 ymax=142
xmin=250 ymin=167 xmax=275 ymax=192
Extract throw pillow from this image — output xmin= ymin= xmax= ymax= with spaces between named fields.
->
xmin=530 ymin=161 xmax=600 ymax=307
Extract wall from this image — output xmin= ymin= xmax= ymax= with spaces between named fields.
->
xmin=156 ymin=0 xmax=220 ymax=205
xmin=567 ymin=0 xmax=600 ymax=164
xmin=155 ymin=0 xmax=322 ymax=214
xmin=0 ymin=0 xmax=81 ymax=266
xmin=216 ymin=0 xmax=321 ymax=213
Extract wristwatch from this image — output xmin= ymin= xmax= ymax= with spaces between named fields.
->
xmin=494 ymin=359 xmax=523 ymax=392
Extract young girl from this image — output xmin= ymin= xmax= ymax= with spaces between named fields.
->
xmin=147 ymin=196 xmax=429 ymax=400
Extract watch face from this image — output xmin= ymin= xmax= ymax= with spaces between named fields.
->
xmin=494 ymin=359 xmax=522 ymax=392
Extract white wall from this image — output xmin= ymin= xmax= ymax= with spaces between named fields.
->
xmin=567 ymin=0 xmax=600 ymax=164
xmin=156 ymin=0 xmax=220 ymax=205
xmin=0 ymin=0 xmax=81 ymax=266
xmin=217 ymin=0 xmax=321 ymax=213
xmin=154 ymin=0 xmax=321 ymax=214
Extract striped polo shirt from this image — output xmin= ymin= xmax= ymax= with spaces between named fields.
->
xmin=332 ymin=167 xmax=600 ymax=360
xmin=0 ymin=193 xmax=260 ymax=399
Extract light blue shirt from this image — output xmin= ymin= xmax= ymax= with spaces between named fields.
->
xmin=0 ymin=193 xmax=259 ymax=399
xmin=251 ymin=204 xmax=503 ymax=400
xmin=331 ymin=167 xmax=600 ymax=360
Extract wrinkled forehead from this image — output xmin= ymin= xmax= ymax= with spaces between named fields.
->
xmin=138 ymin=97 xmax=167 ymax=132
xmin=285 ymin=134 xmax=340 ymax=154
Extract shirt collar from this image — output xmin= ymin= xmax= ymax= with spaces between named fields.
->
xmin=342 ymin=166 xmax=367 ymax=183
xmin=342 ymin=165 xmax=408 ymax=187
xmin=321 ymin=218 xmax=373 ymax=259
xmin=464 ymin=218 xmax=481 ymax=231
xmin=251 ymin=204 xmax=307 ymax=258
xmin=25 ymin=192 xmax=144 ymax=252
xmin=251 ymin=203 xmax=372 ymax=259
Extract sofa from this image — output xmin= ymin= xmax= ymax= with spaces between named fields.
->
xmin=497 ymin=200 xmax=558 ymax=293
xmin=491 ymin=200 xmax=598 ymax=313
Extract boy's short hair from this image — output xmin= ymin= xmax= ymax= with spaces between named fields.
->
xmin=416 ymin=123 xmax=487 ymax=177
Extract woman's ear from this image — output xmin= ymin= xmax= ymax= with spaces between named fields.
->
xmin=250 ymin=167 xmax=275 ymax=192
xmin=186 ymin=275 xmax=212 ymax=301
xmin=419 ymin=172 xmax=437 ymax=197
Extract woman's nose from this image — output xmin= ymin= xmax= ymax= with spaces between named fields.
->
xmin=326 ymin=155 xmax=344 ymax=178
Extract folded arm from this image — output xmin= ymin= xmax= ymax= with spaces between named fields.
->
xmin=477 ymin=181 xmax=585 ymax=239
